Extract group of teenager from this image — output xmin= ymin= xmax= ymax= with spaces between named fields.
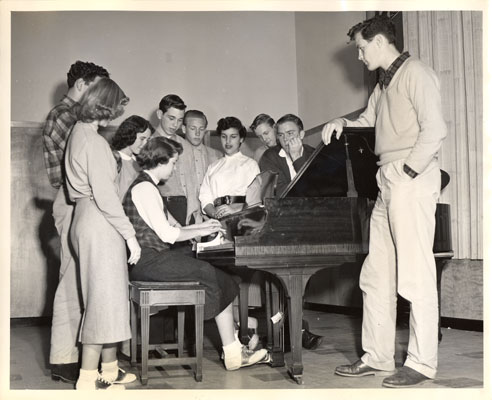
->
xmin=42 ymin=14 xmax=447 ymax=390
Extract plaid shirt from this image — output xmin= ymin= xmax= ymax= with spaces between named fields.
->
xmin=379 ymin=51 xmax=410 ymax=89
xmin=42 ymin=96 xmax=78 ymax=188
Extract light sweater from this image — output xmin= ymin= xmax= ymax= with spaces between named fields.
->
xmin=65 ymin=121 xmax=136 ymax=240
xmin=344 ymin=56 xmax=447 ymax=173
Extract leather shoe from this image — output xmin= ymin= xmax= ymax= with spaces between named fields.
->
xmin=382 ymin=366 xmax=430 ymax=388
xmin=302 ymin=329 xmax=323 ymax=350
xmin=335 ymin=359 xmax=395 ymax=377
xmin=51 ymin=362 xmax=79 ymax=383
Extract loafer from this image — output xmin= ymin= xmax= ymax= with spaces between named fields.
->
xmin=51 ymin=362 xmax=79 ymax=383
xmin=302 ymin=329 xmax=323 ymax=350
xmin=335 ymin=359 xmax=395 ymax=377
xmin=382 ymin=366 xmax=430 ymax=388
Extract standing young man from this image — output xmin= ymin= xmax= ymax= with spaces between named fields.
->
xmin=153 ymin=94 xmax=188 ymax=225
xmin=42 ymin=61 xmax=109 ymax=383
xmin=180 ymin=110 xmax=221 ymax=224
xmin=321 ymin=15 xmax=447 ymax=387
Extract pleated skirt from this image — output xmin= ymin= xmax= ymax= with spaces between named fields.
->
xmin=129 ymin=247 xmax=239 ymax=320
xmin=70 ymin=198 xmax=131 ymax=344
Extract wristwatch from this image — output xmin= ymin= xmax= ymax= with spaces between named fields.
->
xmin=403 ymin=163 xmax=418 ymax=178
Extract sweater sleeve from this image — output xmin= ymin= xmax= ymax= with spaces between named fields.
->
xmin=293 ymin=145 xmax=312 ymax=172
xmin=404 ymin=63 xmax=447 ymax=173
xmin=259 ymin=149 xmax=289 ymax=197
xmin=87 ymin=137 xmax=136 ymax=240
xmin=199 ymin=164 xmax=215 ymax=211
xmin=345 ymin=86 xmax=381 ymax=128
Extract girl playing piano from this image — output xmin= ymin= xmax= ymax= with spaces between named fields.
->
xmin=122 ymin=136 xmax=268 ymax=370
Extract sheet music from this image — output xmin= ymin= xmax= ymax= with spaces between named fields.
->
xmin=196 ymin=232 xmax=233 ymax=253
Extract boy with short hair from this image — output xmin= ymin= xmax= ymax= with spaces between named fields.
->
xmin=153 ymin=94 xmax=188 ymax=224
xmin=322 ymin=14 xmax=447 ymax=387
xmin=180 ymin=110 xmax=221 ymax=224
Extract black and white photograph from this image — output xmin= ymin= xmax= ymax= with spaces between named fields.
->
xmin=2 ymin=0 xmax=489 ymax=398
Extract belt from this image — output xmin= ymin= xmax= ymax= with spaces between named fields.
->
xmin=213 ymin=195 xmax=246 ymax=207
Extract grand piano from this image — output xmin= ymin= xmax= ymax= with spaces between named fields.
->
xmin=197 ymin=127 xmax=452 ymax=384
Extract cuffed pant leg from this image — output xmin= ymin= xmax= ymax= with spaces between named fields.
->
xmin=360 ymin=189 xmax=397 ymax=371
xmin=388 ymin=161 xmax=440 ymax=379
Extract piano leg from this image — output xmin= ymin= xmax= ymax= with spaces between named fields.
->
xmin=234 ymin=267 xmax=254 ymax=346
xmin=265 ymin=275 xmax=273 ymax=349
xmin=239 ymin=280 xmax=249 ymax=345
xmin=265 ymin=275 xmax=285 ymax=367
xmin=278 ymin=272 xmax=305 ymax=385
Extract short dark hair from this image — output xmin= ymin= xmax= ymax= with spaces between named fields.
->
xmin=112 ymin=115 xmax=154 ymax=151
xmin=347 ymin=14 xmax=396 ymax=44
xmin=158 ymin=94 xmax=186 ymax=114
xmin=66 ymin=61 xmax=109 ymax=88
xmin=73 ymin=77 xmax=129 ymax=122
xmin=136 ymin=137 xmax=183 ymax=170
xmin=216 ymin=116 xmax=247 ymax=139
xmin=183 ymin=110 xmax=208 ymax=127
xmin=250 ymin=113 xmax=275 ymax=132
xmin=276 ymin=113 xmax=304 ymax=131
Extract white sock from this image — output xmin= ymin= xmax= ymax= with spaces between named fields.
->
xmin=248 ymin=317 xmax=258 ymax=330
xmin=222 ymin=338 xmax=242 ymax=358
xmin=76 ymin=369 xmax=98 ymax=389
xmin=100 ymin=360 xmax=118 ymax=381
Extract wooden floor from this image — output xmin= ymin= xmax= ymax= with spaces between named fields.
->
xmin=8 ymin=307 xmax=485 ymax=397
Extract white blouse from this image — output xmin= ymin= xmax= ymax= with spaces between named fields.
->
xmin=199 ymin=152 xmax=260 ymax=211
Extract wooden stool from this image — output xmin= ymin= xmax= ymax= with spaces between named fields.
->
xmin=129 ymin=281 xmax=205 ymax=384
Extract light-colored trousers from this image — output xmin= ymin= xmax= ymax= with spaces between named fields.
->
xmin=49 ymin=187 xmax=81 ymax=364
xmin=360 ymin=158 xmax=440 ymax=379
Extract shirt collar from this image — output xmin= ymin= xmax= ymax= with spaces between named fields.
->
xmin=143 ymin=170 xmax=160 ymax=185
xmin=278 ymin=148 xmax=288 ymax=158
xmin=379 ymin=51 xmax=410 ymax=89
xmin=224 ymin=151 xmax=242 ymax=159
xmin=61 ymin=95 xmax=77 ymax=107
xmin=154 ymin=125 xmax=175 ymax=140
xmin=278 ymin=146 xmax=303 ymax=159
xmin=118 ymin=151 xmax=135 ymax=161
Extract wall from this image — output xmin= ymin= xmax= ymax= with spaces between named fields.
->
xmin=295 ymin=12 xmax=368 ymax=129
xmin=10 ymin=11 xmax=369 ymax=317
xmin=11 ymin=11 xmax=299 ymax=129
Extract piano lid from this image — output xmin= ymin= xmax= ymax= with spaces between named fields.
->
xmin=280 ymin=127 xmax=379 ymax=200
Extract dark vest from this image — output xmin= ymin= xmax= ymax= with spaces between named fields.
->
xmin=123 ymin=172 xmax=171 ymax=252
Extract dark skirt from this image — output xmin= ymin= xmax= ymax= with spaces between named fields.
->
xmin=129 ymin=246 xmax=239 ymax=320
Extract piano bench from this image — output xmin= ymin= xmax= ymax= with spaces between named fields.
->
xmin=129 ymin=281 xmax=205 ymax=384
